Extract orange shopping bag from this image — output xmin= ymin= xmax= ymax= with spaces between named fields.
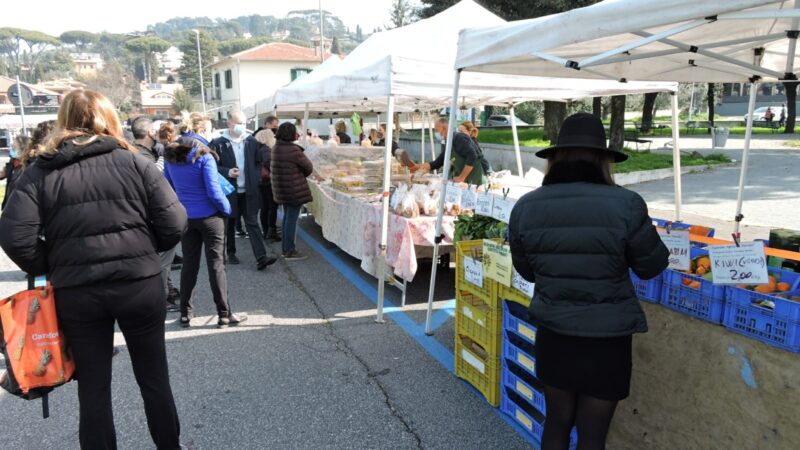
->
xmin=0 ymin=277 xmax=74 ymax=417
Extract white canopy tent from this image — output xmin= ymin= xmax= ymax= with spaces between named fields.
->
xmin=420 ymin=0 xmax=800 ymax=332
xmin=247 ymin=0 xmax=677 ymax=323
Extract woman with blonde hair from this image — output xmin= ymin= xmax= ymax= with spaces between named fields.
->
xmin=0 ymin=89 xmax=188 ymax=450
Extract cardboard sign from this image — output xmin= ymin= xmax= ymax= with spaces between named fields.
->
xmin=708 ymin=241 xmax=769 ymax=285
xmin=463 ymin=256 xmax=484 ymax=288
xmin=658 ymin=230 xmax=691 ymax=271
xmin=444 ymin=182 xmax=462 ymax=205
xmin=491 ymin=196 xmax=516 ymax=223
xmin=483 ymin=240 xmax=512 ymax=286
xmin=461 ymin=186 xmax=478 ymax=210
xmin=476 ymin=192 xmax=494 ymax=217
xmin=511 ymin=268 xmax=535 ymax=298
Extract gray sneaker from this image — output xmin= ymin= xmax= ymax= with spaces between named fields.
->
xmin=283 ymin=251 xmax=308 ymax=261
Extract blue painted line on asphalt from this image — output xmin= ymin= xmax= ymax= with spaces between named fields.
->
xmin=299 ymin=227 xmax=541 ymax=449
xmin=428 ymin=301 xmax=456 ymax=331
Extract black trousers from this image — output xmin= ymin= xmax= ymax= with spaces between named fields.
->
xmin=55 ymin=275 xmax=180 ymax=450
xmin=259 ymin=182 xmax=278 ymax=235
xmin=180 ymin=214 xmax=230 ymax=317
xmin=225 ymin=192 xmax=268 ymax=262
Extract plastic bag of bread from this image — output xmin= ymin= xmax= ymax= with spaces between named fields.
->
xmin=398 ymin=194 xmax=420 ymax=218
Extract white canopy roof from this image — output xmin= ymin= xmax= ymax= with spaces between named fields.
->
xmin=251 ymin=0 xmax=677 ymax=114
xmin=455 ymin=0 xmax=800 ymax=82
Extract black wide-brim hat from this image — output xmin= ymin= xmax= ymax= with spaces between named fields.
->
xmin=535 ymin=112 xmax=628 ymax=163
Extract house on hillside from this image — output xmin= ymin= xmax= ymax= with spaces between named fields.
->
xmin=140 ymin=82 xmax=183 ymax=118
xmin=157 ymin=46 xmax=184 ymax=73
xmin=70 ymin=53 xmax=105 ymax=78
xmin=208 ymin=42 xmax=329 ymax=122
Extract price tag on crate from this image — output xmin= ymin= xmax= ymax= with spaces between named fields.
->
xmin=463 ymin=256 xmax=484 ymax=288
xmin=658 ymin=230 xmax=690 ymax=271
xmin=708 ymin=241 xmax=769 ymax=285
xmin=444 ymin=182 xmax=462 ymax=205
xmin=491 ymin=196 xmax=516 ymax=223
xmin=461 ymin=186 xmax=477 ymax=210
xmin=476 ymin=192 xmax=494 ymax=217
xmin=511 ymin=268 xmax=535 ymax=298
xmin=483 ymin=239 xmax=512 ymax=286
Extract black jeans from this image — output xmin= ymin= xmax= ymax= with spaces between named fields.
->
xmin=259 ymin=182 xmax=278 ymax=236
xmin=180 ymin=214 xmax=230 ymax=317
xmin=226 ymin=192 xmax=268 ymax=263
xmin=55 ymin=275 xmax=180 ymax=450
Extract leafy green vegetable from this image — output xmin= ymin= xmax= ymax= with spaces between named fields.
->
xmin=454 ymin=214 xmax=507 ymax=242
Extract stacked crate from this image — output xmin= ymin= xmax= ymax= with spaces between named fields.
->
xmin=454 ymin=240 xmax=502 ymax=406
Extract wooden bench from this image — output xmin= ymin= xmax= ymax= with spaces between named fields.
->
xmin=624 ymin=129 xmax=652 ymax=151
xmin=635 ymin=121 xmax=669 ymax=136
xmin=752 ymin=120 xmax=782 ymax=133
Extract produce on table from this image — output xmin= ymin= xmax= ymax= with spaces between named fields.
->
xmin=454 ymin=214 xmax=507 ymax=242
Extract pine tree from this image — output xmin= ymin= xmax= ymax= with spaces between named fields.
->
xmin=177 ymin=30 xmax=218 ymax=97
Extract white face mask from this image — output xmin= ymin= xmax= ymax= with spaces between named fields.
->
xmin=232 ymin=124 xmax=246 ymax=136
xmin=9 ymin=147 xmax=18 ymax=158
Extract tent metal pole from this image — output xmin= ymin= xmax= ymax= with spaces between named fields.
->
xmin=784 ymin=0 xmax=800 ymax=76
xmin=509 ymin=105 xmax=523 ymax=176
xmin=376 ymin=95 xmax=396 ymax=323
xmin=670 ymin=93 xmax=683 ymax=222
xmin=429 ymin=112 xmax=436 ymax=162
xmin=718 ymin=9 xmax=800 ymax=20
xmin=425 ymin=69 xmax=462 ymax=336
xmin=420 ymin=112 xmax=427 ymax=164
xmin=302 ymin=103 xmax=309 ymax=147
xmin=734 ymin=83 xmax=758 ymax=235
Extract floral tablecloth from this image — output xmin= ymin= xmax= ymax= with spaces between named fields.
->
xmin=307 ymin=180 xmax=455 ymax=282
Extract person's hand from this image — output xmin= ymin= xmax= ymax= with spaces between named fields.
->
xmin=452 ymin=175 xmax=466 ymax=183
xmin=229 ymin=168 xmax=240 ymax=178
xmin=414 ymin=163 xmax=431 ymax=174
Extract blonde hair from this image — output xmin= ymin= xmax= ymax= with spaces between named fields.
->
xmin=180 ymin=112 xmax=208 ymax=135
xmin=255 ymin=128 xmax=276 ymax=148
xmin=43 ymin=89 xmax=134 ymax=155
xmin=335 ymin=120 xmax=347 ymax=134
xmin=460 ymin=121 xmax=479 ymax=140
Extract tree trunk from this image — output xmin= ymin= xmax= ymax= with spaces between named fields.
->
xmin=784 ymin=79 xmax=798 ymax=133
xmin=602 ymin=99 xmax=611 ymax=121
xmin=641 ymin=92 xmax=658 ymax=133
xmin=592 ymin=97 xmax=602 ymax=118
xmin=707 ymin=83 xmax=716 ymax=133
xmin=544 ymin=101 xmax=567 ymax=144
xmin=609 ymin=95 xmax=626 ymax=152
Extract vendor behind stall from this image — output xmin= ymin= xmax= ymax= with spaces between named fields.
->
xmin=414 ymin=117 xmax=487 ymax=185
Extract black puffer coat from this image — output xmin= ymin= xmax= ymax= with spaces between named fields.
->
xmin=0 ymin=136 xmax=187 ymax=288
xmin=270 ymin=140 xmax=313 ymax=206
xmin=508 ymin=181 xmax=669 ymax=338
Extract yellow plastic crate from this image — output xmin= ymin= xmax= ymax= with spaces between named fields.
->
xmin=498 ymin=284 xmax=532 ymax=308
xmin=455 ymin=239 xmax=499 ymax=303
xmin=455 ymin=335 xmax=501 ymax=407
xmin=456 ymin=290 xmax=503 ymax=357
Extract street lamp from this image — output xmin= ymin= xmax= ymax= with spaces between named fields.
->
xmin=192 ymin=29 xmax=207 ymax=115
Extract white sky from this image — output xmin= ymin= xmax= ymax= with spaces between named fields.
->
xmin=2 ymin=0 xmax=422 ymax=37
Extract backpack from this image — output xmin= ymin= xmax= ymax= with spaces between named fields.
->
xmin=0 ymin=276 xmax=75 ymax=418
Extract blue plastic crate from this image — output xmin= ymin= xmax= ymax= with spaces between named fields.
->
xmin=652 ymin=218 xmax=715 ymax=237
xmin=500 ymin=387 xmax=577 ymax=450
xmin=723 ymin=268 xmax=800 ymax=352
xmin=502 ymin=328 xmax=537 ymax=378
xmin=661 ymin=248 xmax=727 ymax=324
xmin=502 ymin=359 xmax=545 ymax=414
xmin=503 ymin=300 xmax=538 ymax=347
xmin=630 ymin=270 xmax=663 ymax=303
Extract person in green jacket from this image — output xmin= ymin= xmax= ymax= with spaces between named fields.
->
xmin=414 ymin=117 xmax=487 ymax=185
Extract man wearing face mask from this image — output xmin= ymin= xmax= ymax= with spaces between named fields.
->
xmin=210 ymin=111 xmax=277 ymax=270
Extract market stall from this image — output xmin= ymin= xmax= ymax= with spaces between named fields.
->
xmin=250 ymin=0 xmax=677 ymax=320
xmin=437 ymin=0 xmax=800 ymax=446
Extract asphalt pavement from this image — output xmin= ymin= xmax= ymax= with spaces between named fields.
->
xmin=0 ymin=216 xmax=533 ymax=450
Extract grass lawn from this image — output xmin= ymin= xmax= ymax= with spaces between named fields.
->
xmin=615 ymin=150 xmax=731 ymax=174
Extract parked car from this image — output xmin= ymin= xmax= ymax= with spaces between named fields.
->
xmin=743 ymin=106 xmax=785 ymax=122
xmin=486 ymin=115 xmax=529 ymax=127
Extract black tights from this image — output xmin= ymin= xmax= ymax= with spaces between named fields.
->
xmin=541 ymin=385 xmax=618 ymax=450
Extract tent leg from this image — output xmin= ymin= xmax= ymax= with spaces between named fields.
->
xmin=420 ymin=112 xmax=426 ymax=164
xmin=734 ymin=83 xmax=758 ymax=236
xmin=670 ymin=93 xmax=683 ymax=221
xmin=510 ymin=105 xmax=523 ymax=176
xmin=429 ymin=112 xmax=436 ymax=162
xmin=425 ymin=69 xmax=462 ymax=336
xmin=376 ymin=95 xmax=396 ymax=323
xmin=302 ymin=103 xmax=309 ymax=147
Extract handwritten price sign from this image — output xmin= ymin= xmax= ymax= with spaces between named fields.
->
xmin=476 ymin=192 xmax=493 ymax=217
xmin=444 ymin=182 xmax=462 ymax=205
xmin=461 ymin=186 xmax=477 ymax=210
xmin=463 ymin=256 xmax=484 ymax=288
xmin=658 ymin=230 xmax=690 ymax=270
xmin=511 ymin=268 xmax=535 ymax=298
xmin=491 ymin=196 xmax=516 ymax=223
xmin=708 ymin=242 xmax=769 ymax=285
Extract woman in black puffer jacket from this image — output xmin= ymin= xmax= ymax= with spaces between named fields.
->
xmin=508 ymin=113 xmax=668 ymax=450
xmin=270 ymin=122 xmax=313 ymax=260
xmin=0 ymin=90 xmax=187 ymax=450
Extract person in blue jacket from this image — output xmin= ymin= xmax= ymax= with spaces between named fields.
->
xmin=164 ymin=142 xmax=247 ymax=328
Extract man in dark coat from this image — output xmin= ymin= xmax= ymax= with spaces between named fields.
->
xmin=210 ymin=111 xmax=276 ymax=270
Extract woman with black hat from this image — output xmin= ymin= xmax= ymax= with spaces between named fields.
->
xmin=508 ymin=113 xmax=669 ymax=450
